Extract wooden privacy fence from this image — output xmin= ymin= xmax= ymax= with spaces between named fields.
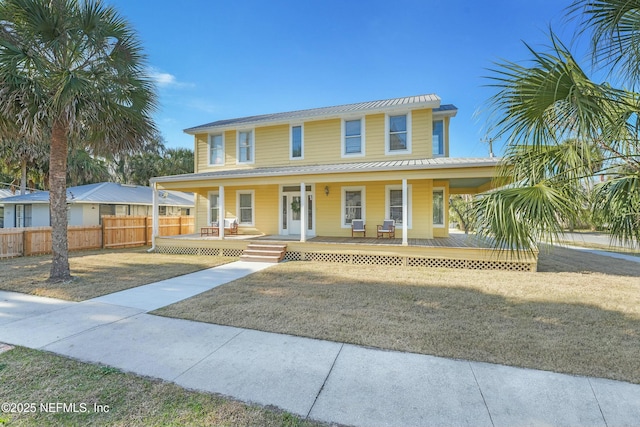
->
xmin=0 ymin=216 xmax=194 ymax=258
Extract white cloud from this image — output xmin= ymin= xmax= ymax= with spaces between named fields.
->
xmin=148 ymin=68 xmax=193 ymax=89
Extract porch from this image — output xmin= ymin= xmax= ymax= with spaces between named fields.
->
xmin=154 ymin=232 xmax=538 ymax=272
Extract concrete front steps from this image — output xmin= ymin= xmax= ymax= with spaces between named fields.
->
xmin=240 ymin=243 xmax=287 ymax=263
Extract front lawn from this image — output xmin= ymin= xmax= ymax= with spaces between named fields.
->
xmin=154 ymin=246 xmax=640 ymax=384
xmin=0 ymin=346 xmax=325 ymax=427
xmin=0 ymin=248 xmax=233 ymax=301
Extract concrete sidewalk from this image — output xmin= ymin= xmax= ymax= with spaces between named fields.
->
xmin=1 ymin=261 xmax=639 ymax=426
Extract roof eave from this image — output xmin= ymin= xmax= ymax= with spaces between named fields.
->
xmin=151 ymin=158 xmax=501 ymax=185
xmin=183 ymin=100 xmax=443 ymax=135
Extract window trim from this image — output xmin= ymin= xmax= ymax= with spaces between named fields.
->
xmin=385 ymin=185 xmax=412 ymax=228
xmin=208 ymin=133 xmax=225 ymax=166
xmin=236 ymin=129 xmax=255 ymax=165
xmin=432 ymin=187 xmax=446 ymax=228
xmin=432 ymin=119 xmax=445 ymax=157
xmin=341 ymin=186 xmax=366 ymax=228
xmin=208 ymin=191 xmax=220 ymax=225
xmin=236 ymin=190 xmax=255 ymax=226
xmin=385 ymin=112 xmax=412 ymax=155
xmin=289 ymin=124 xmax=304 ymax=160
xmin=341 ymin=117 xmax=366 ymax=158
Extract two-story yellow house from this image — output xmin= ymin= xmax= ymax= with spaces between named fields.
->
xmin=150 ymin=94 xmax=536 ymax=271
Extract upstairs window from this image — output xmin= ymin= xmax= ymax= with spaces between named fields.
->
xmin=343 ymin=118 xmax=364 ymax=156
xmin=237 ymin=130 xmax=254 ymax=164
xmin=433 ymin=120 xmax=445 ymax=156
xmin=386 ymin=113 xmax=411 ymax=154
xmin=290 ymin=125 xmax=303 ymax=159
xmin=209 ymin=134 xmax=224 ymax=165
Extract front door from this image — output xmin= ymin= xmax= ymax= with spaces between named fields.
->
xmin=285 ymin=193 xmax=301 ymax=235
xmin=281 ymin=186 xmax=314 ymax=236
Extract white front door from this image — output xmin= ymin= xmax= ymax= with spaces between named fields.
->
xmin=287 ymin=193 xmax=301 ymax=235
xmin=281 ymin=186 xmax=314 ymax=236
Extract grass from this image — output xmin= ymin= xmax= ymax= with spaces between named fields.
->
xmin=154 ymin=246 xmax=640 ymax=384
xmin=0 ymin=346 xmax=326 ymax=427
xmin=0 ymin=248 xmax=233 ymax=301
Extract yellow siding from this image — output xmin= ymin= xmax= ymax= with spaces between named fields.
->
xmin=303 ymin=119 xmax=342 ymax=164
xmin=255 ymin=125 xmax=288 ymax=166
xmin=195 ymin=108 xmax=450 ymax=172
xmin=315 ymin=179 xmax=441 ymax=238
xmin=195 ymin=134 xmax=208 ymax=173
xmin=412 ymin=109 xmax=430 ymax=158
xmin=365 ymin=114 xmax=385 ymax=158
xmin=195 ymin=191 xmax=209 ymax=229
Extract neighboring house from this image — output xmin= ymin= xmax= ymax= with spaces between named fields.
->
xmin=151 ymin=93 xmax=498 ymax=243
xmin=0 ymin=188 xmax=15 ymax=228
xmin=2 ymin=182 xmax=193 ymax=228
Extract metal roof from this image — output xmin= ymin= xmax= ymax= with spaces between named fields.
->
xmin=0 ymin=182 xmax=194 ymax=206
xmin=185 ymin=94 xmax=455 ymax=134
xmin=0 ymin=189 xmax=16 ymax=200
xmin=152 ymin=157 xmax=500 ymax=184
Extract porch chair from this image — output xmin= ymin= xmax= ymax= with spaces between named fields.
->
xmin=351 ymin=219 xmax=366 ymax=237
xmin=377 ymin=219 xmax=395 ymax=238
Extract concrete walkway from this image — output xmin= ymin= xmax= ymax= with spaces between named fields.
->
xmin=1 ymin=261 xmax=639 ymax=426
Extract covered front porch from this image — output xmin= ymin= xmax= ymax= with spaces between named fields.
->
xmin=154 ymin=232 xmax=538 ymax=271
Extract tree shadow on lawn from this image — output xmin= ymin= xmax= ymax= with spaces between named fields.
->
xmin=537 ymin=245 xmax=640 ymax=276
xmin=155 ymin=263 xmax=640 ymax=384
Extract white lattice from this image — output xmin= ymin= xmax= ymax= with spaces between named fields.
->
xmin=353 ymin=254 xmax=404 ymax=266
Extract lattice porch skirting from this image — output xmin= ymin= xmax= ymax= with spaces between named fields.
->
xmin=155 ymin=245 xmax=535 ymax=272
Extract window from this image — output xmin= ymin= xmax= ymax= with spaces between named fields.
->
xmin=209 ymin=192 xmax=219 ymax=224
xmin=343 ymin=118 xmax=364 ymax=156
xmin=15 ymin=204 xmax=31 ymax=227
xmin=385 ymin=185 xmax=412 ymax=227
xmin=342 ymin=187 xmax=365 ymax=227
xmin=433 ymin=120 xmax=444 ymax=156
xmin=237 ymin=191 xmax=254 ymax=225
xmin=209 ymin=134 xmax=224 ymax=165
xmin=386 ymin=113 xmax=411 ymax=154
xmin=433 ymin=189 xmax=445 ymax=227
xmin=389 ymin=189 xmax=403 ymax=224
xmin=237 ymin=130 xmax=254 ymax=163
xmin=290 ymin=125 xmax=303 ymax=159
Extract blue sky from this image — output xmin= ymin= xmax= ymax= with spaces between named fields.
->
xmin=108 ymin=0 xmax=579 ymax=157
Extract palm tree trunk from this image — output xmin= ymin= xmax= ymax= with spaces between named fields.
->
xmin=20 ymin=158 xmax=27 ymax=195
xmin=48 ymin=120 xmax=71 ymax=282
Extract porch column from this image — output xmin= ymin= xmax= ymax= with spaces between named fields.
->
xmin=300 ymin=182 xmax=306 ymax=243
xmin=218 ymin=185 xmax=225 ymax=240
xmin=402 ymin=178 xmax=408 ymax=246
xmin=151 ymin=181 xmax=159 ymax=247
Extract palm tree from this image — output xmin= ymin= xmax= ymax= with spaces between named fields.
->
xmin=0 ymin=137 xmax=47 ymax=194
xmin=67 ymin=146 xmax=110 ymax=187
xmin=0 ymin=0 xmax=157 ymax=281
xmin=475 ymin=1 xmax=640 ymax=253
